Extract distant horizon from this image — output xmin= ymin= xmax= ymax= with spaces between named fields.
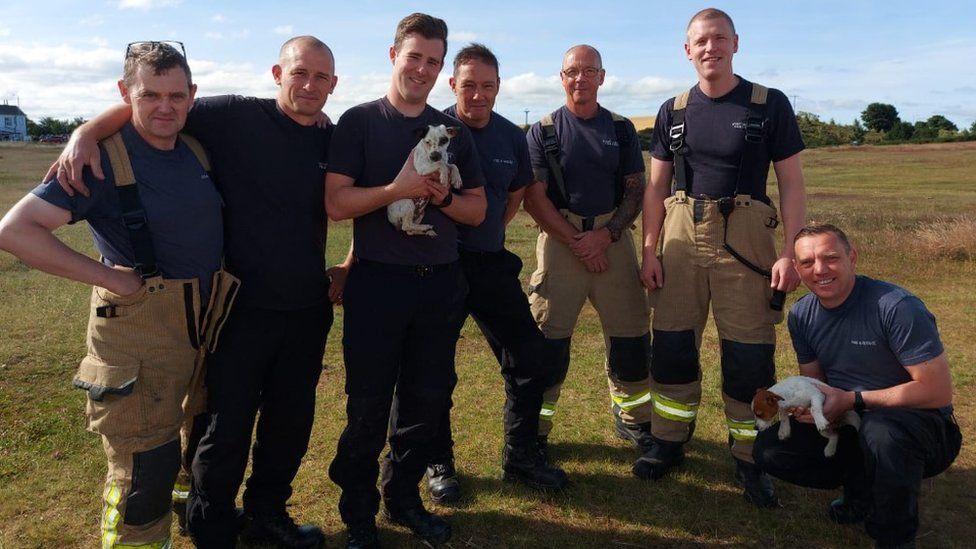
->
xmin=1 ymin=1 xmax=973 ymax=129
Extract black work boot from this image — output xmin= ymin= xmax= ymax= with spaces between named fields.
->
xmin=384 ymin=504 xmax=451 ymax=546
xmin=172 ymin=499 xmax=188 ymax=536
xmin=346 ymin=521 xmax=381 ymax=549
xmin=734 ymin=459 xmax=778 ymax=508
xmin=614 ymin=415 xmax=655 ymax=453
xmin=239 ymin=510 xmax=326 ymax=548
xmin=632 ymin=437 xmax=684 ymax=480
xmin=502 ymin=441 xmax=568 ymax=491
xmin=425 ymin=457 xmax=461 ymax=505
xmin=536 ymin=435 xmax=550 ymax=464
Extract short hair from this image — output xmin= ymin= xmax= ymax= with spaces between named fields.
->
xmin=394 ymin=13 xmax=448 ymax=57
xmin=453 ymin=43 xmax=499 ymax=77
xmin=687 ymin=8 xmax=737 ymax=35
xmin=794 ymin=223 xmax=853 ymax=253
xmin=563 ymin=44 xmax=603 ymax=69
xmin=278 ymin=35 xmax=334 ymax=67
xmin=123 ymin=42 xmax=192 ymax=87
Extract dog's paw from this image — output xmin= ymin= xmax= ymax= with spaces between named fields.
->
xmin=777 ymin=422 xmax=791 ymax=440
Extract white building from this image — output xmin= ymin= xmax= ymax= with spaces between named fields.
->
xmin=0 ymin=105 xmax=29 ymax=141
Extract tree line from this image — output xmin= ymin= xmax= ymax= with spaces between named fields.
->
xmin=26 ymin=117 xmax=87 ymax=140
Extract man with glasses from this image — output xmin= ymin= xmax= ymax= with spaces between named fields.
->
xmin=52 ymin=36 xmax=338 ymax=548
xmin=523 ymin=44 xmax=652 ymax=469
xmin=0 ymin=41 xmax=220 ymax=549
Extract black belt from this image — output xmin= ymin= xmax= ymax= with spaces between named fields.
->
xmin=356 ymin=258 xmax=457 ymax=278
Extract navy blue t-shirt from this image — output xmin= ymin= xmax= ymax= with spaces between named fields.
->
xmin=650 ymin=77 xmax=804 ymax=202
xmin=32 ymin=122 xmax=222 ymax=299
xmin=788 ymin=276 xmax=945 ymax=393
xmin=527 ymin=105 xmax=644 ymax=217
xmin=182 ymin=95 xmax=332 ymax=310
xmin=444 ymin=106 xmax=531 ymax=253
xmin=328 ymin=97 xmax=485 ymax=265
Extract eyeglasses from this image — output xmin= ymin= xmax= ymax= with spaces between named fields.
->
xmin=125 ymin=40 xmax=187 ymax=60
xmin=561 ymin=67 xmax=602 ymax=80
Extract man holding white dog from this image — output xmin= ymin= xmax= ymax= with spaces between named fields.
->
xmin=324 ymin=13 xmax=485 ymax=548
xmin=753 ymin=223 xmax=961 ymax=549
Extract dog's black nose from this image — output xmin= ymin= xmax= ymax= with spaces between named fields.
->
xmin=429 ymin=152 xmax=442 ymax=162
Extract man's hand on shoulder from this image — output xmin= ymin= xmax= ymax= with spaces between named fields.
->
xmin=45 ymin=129 xmax=104 ymax=198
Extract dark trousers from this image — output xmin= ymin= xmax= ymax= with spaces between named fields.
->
xmin=328 ymin=260 xmax=468 ymax=525
xmin=430 ymin=248 xmax=555 ymax=457
xmin=186 ymin=302 xmax=332 ymax=548
xmin=754 ymin=408 xmax=961 ymax=545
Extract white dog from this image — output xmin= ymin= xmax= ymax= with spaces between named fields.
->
xmin=387 ymin=124 xmax=462 ymax=237
xmin=751 ymin=375 xmax=861 ymax=457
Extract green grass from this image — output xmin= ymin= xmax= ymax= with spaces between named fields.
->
xmin=1 ymin=141 xmax=975 ymax=547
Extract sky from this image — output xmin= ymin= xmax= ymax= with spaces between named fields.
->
xmin=1 ymin=0 xmax=975 ymax=129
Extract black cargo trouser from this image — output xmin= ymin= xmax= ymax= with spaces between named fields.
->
xmin=754 ymin=407 xmax=961 ymax=546
xmin=186 ymin=302 xmax=332 ymax=548
xmin=430 ymin=248 xmax=555 ymax=457
xmin=329 ymin=259 xmax=468 ymax=525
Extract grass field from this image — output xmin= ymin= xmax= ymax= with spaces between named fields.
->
xmin=1 ymin=141 xmax=974 ymax=548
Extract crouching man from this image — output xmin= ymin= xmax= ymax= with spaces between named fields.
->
xmin=0 ymin=42 xmax=224 ymax=547
xmin=753 ymin=223 xmax=961 ymax=549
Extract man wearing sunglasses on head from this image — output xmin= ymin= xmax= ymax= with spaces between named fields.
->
xmin=50 ymin=36 xmax=339 ymax=548
xmin=0 ymin=41 xmax=220 ymax=549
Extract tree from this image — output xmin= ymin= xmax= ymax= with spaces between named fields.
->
xmin=861 ymin=103 xmax=899 ymax=133
xmin=925 ymin=115 xmax=958 ymax=133
xmin=851 ymin=119 xmax=866 ymax=144
xmin=885 ymin=121 xmax=914 ymax=141
xmin=912 ymin=121 xmax=938 ymax=141
xmin=970 ymin=120 xmax=976 ymax=134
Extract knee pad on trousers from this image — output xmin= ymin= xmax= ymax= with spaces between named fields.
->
xmin=125 ymin=438 xmax=181 ymax=526
xmin=608 ymin=333 xmax=651 ymax=382
xmin=544 ymin=337 xmax=572 ymax=387
xmin=719 ymin=339 xmax=775 ymax=403
xmin=651 ymin=329 xmax=698 ymax=384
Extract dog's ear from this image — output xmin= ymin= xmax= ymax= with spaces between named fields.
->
xmin=413 ymin=126 xmax=430 ymax=142
xmin=755 ymin=387 xmax=767 ymax=394
xmin=445 ymin=126 xmax=459 ymax=138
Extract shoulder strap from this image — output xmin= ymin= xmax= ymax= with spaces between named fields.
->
xmin=608 ymin=111 xmax=633 ymax=204
xmin=669 ymin=87 xmax=694 ymax=193
xmin=103 ymin=132 xmax=159 ymax=278
xmin=540 ymin=112 xmax=569 ymax=206
xmin=735 ymin=82 xmax=770 ymax=197
xmin=179 ymin=133 xmax=211 ymax=172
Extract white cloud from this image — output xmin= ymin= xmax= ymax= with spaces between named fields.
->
xmin=91 ymin=37 xmax=109 ymax=48
xmin=0 ymin=27 xmax=10 ymax=37
xmin=452 ymin=31 xmax=478 ymax=42
xmin=273 ymin=25 xmax=294 ymax=36
xmin=211 ymin=13 xmax=225 ymax=23
xmin=117 ymin=0 xmax=182 ymax=9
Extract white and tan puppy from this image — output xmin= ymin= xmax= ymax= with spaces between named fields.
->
xmin=388 ymin=124 xmax=462 ymax=236
xmin=752 ymin=375 xmax=861 ymax=457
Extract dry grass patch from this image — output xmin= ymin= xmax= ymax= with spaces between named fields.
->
xmin=913 ymin=217 xmax=976 ymax=261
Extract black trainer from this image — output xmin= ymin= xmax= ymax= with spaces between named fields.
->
xmin=828 ymin=496 xmax=868 ymax=524
xmin=734 ymin=459 xmax=778 ymax=508
xmin=502 ymin=441 xmax=568 ymax=491
xmin=425 ymin=458 xmax=461 ymax=505
xmin=239 ymin=510 xmax=325 ymax=548
xmin=614 ymin=415 xmax=655 ymax=453
xmin=632 ymin=437 xmax=684 ymax=480
xmin=384 ymin=505 xmax=451 ymax=546
xmin=346 ymin=521 xmax=381 ymax=549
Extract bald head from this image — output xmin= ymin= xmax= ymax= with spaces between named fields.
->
xmin=279 ymin=35 xmax=335 ymax=67
xmin=563 ymin=44 xmax=603 ymax=69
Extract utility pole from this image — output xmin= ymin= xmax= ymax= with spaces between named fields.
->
xmin=524 ymin=109 xmax=530 ymax=126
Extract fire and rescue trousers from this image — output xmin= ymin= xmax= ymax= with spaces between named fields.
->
xmin=528 ymin=210 xmax=651 ymax=437
xmin=73 ymin=276 xmax=208 ymax=548
xmin=648 ymin=193 xmax=782 ymax=463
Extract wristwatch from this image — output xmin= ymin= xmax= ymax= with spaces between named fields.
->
xmin=434 ymin=191 xmax=453 ymax=208
xmin=853 ymin=391 xmax=866 ymax=412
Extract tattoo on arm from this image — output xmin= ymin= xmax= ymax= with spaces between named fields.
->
xmin=605 ymin=172 xmax=645 ymax=241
